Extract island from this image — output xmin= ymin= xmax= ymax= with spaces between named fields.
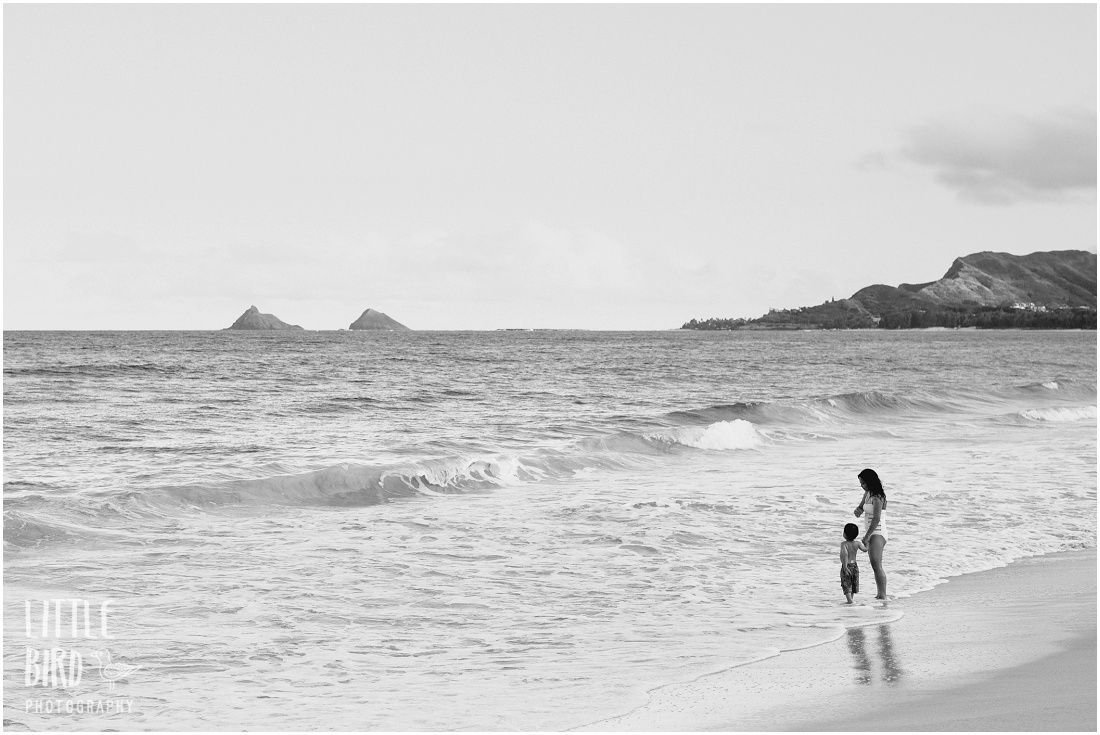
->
xmin=349 ymin=309 xmax=410 ymax=331
xmin=683 ymin=250 xmax=1097 ymax=330
xmin=225 ymin=305 xmax=304 ymax=330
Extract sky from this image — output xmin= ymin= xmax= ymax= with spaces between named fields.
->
xmin=4 ymin=4 xmax=1096 ymax=330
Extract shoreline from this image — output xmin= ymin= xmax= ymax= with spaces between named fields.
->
xmin=578 ymin=547 xmax=1096 ymax=731
xmin=680 ymin=326 xmax=1096 ymax=332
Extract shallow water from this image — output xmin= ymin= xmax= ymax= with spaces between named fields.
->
xmin=4 ymin=330 xmax=1096 ymax=730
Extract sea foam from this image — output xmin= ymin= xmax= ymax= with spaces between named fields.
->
xmin=1019 ymin=406 xmax=1097 ymax=422
xmin=654 ymin=420 xmax=761 ymax=450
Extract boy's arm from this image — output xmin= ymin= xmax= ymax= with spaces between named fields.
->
xmin=855 ymin=540 xmax=867 ymax=552
xmin=839 ymin=544 xmax=849 ymax=565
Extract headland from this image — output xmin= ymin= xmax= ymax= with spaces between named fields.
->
xmin=684 ymin=250 xmax=1098 ymax=330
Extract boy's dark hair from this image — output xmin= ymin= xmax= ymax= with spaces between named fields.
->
xmin=843 ymin=523 xmax=859 ymax=541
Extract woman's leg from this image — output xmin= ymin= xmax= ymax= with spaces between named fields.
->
xmin=868 ymin=535 xmax=887 ymax=599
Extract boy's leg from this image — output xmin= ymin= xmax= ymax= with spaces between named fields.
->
xmin=841 ymin=566 xmax=854 ymax=602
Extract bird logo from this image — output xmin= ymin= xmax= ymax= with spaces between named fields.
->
xmin=91 ymin=649 xmax=140 ymax=690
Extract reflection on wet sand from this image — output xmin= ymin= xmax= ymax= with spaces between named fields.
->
xmin=846 ymin=625 xmax=904 ymax=685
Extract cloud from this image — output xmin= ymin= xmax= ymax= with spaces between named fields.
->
xmin=509 ymin=223 xmax=643 ymax=292
xmin=58 ymin=232 xmax=150 ymax=262
xmin=900 ymin=109 xmax=1097 ymax=204
xmin=14 ymin=221 xmax=788 ymax=328
xmin=855 ymin=151 xmax=890 ymax=172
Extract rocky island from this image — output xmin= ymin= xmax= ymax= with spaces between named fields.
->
xmin=684 ymin=250 xmax=1097 ymax=330
xmin=349 ymin=309 xmax=410 ymax=331
xmin=226 ymin=305 xmax=304 ymax=330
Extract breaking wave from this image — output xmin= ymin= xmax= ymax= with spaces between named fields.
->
xmin=647 ymin=420 xmax=761 ymax=450
xmin=672 ymin=382 xmax=1095 ymax=429
xmin=1019 ymin=406 xmax=1097 ymax=422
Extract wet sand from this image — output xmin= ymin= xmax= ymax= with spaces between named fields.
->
xmin=578 ymin=547 xmax=1096 ymax=731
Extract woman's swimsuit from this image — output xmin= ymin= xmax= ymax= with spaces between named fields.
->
xmin=862 ymin=497 xmax=888 ymax=542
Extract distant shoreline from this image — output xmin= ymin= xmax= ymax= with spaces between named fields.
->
xmin=683 ymin=250 xmax=1097 ymax=331
xmin=3 ymin=327 xmax=1098 ymax=334
xmin=681 ymin=324 xmax=1097 ymax=332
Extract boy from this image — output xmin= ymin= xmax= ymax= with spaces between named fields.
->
xmin=840 ymin=522 xmax=866 ymax=604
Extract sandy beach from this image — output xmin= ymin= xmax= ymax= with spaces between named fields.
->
xmin=579 ymin=547 xmax=1096 ymax=731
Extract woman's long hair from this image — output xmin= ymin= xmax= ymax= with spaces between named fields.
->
xmin=858 ymin=468 xmax=887 ymax=508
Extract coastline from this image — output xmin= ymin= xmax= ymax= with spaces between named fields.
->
xmin=577 ymin=547 xmax=1096 ymax=731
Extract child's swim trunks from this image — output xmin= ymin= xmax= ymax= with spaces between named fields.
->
xmin=841 ymin=561 xmax=859 ymax=595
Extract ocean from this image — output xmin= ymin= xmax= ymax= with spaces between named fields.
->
xmin=3 ymin=329 xmax=1096 ymax=730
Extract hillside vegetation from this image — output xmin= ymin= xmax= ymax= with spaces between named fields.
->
xmin=683 ymin=250 xmax=1097 ymax=330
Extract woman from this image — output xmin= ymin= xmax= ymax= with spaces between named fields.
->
xmin=853 ymin=468 xmax=888 ymax=600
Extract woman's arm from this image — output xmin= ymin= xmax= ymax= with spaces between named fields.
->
xmin=854 ymin=490 xmax=869 ymax=517
xmin=862 ymin=496 xmax=881 ymax=544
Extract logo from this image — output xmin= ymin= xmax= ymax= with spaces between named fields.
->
xmin=21 ymin=599 xmax=136 ymax=715
xmin=91 ymin=649 xmax=140 ymax=690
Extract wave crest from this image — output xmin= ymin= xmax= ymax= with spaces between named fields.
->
xmin=156 ymin=456 xmax=541 ymax=509
xmin=1018 ymin=406 xmax=1097 ymax=422
xmin=648 ymin=420 xmax=761 ymax=451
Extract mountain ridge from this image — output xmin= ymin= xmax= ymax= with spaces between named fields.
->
xmin=683 ymin=250 xmax=1097 ymax=330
